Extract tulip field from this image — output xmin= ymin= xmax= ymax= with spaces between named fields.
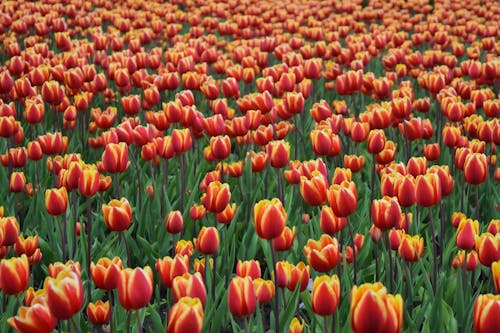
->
xmin=2 ymin=0 xmax=500 ymax=332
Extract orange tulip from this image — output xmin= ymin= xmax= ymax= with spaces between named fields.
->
xmin=165 ymin=210 xmax=184 ymax=234
xmin=8 ymin=302 xmax=57 ymax=333
xmin=156 ymin=255 xmax=190 ymax=288
xmin=194 ymin=227 xmax=219 ymax=255
xmin=0 ymin=254 xmax=29 ymax=295
xmin=87 ymin=300 xmax=110 ymax=326
xmin=320 ymin=205 xmax=347 ymax=234
xmin=117 ymin=266 xmax=154 ymax=310
xmin=228 ymin=276 xmax=256 ymax=317
xmin=14 ymin=235 xmax=39 ymax=257
xmin=253 ymin=198 xmax=287 ymax=240
xmin=398 ymin=234 xmax=424 ymax=262
xmin=9 ymin=172 xmax=26 ymax=193
xmin=201 ymin=181 xmax=231 ymax=213
xmin=350 ymin=282 xmax=403 ymax=333
xmin=46 ymin=268 xmax=84 ymax=319
xmin=102 ymin=142 xmax=129 ymax=173
xmin=102 ymin=198 xmax=133 ymax=232
xmin=209 ymin=135 xmax=231 ymax=160
xmin=78 ymin=166 xmax=100 ymax=197
xmin=304 ymin=234 xmax=340 ymax=273
xmin=272 ymin=226 xmax=296 ymax=252
xmin=276 ymin=261 xmax=310 ymax=292
xmin=367 ymin=130 xmax=386 ymax=154
xmin=456 ymin=219 xmax=479 ymax=250
xmin=0 ymin=216 xmax=20 ymax=246
xmin=371 ymin=196 xmax=402 ymax=230
xmin=289 ymin=317 xmax=305 ymax=333
xmin=415 ymin=173 xmax=442 ymax=207
xmin=327 ymin=181 xmax=358 ymax=217
xmin=175 ymin=240 xmax=194 ymax=259
xmin=172 ymin=273 xmax=207 ymax=307
xmin=167 ymin=297 xmax=204 ymax=333
xmin=474 ymin=294 xmax=500 ymax=333
xmin=344 ymin=154 xmax=365 ymax=173
xmin=45 ymin=187 xmax=68 ymax=215
xmin=476 ymin=233 xmax=500 ymax=267
xmin=90 ymin=256 xmax=124 ymax=291
xmin=253 ymin=278 xmax=275 ymax=304
xmin=267 ymin=140 xmax=290 ymax=169
xmin=452 ymin=250 xmax=478 ymax=271
xmin=463 ymin=153 xmax=488 ymax=185
xmin=299 ymin=172 xmax=328 ymax=206
xmin=236 ymin=260 xmax=261 ymax=280
xmin=311 ymin=275 xmax=340 ymax=316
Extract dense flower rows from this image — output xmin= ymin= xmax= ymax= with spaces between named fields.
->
xmin=0 ymin=0 xmax=499 ymax=332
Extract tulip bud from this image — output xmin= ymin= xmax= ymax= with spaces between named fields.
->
xmin=272 ymin=226 xmax=296 ymax=252
xmin=267 ymin=140 xmax=290 ymax=169
xmin=236 ymin=260 xmax=261 ymax=280
xmin=350 ymin=282 xmax=403 ymax=333
xmin=194 ymin=227 xmax=219 ymax=255
xmin=117 ymin=266 xmax=154 ymax=310
xmin=46 ymin=269 xmax=84 ymax=319
xmin=102 ymin=142 xmax=129 ymax=173
xmin=456 ymin=219 xmax=479 ymax=250
xmin=156 ymin=255 xmax=190 ymax=288
xmin=102 ymin=198 xmax=133 ymax=232
xmin=0 ymin=254 xmax=29 ymax=295
xmin=253 ymin=198 xmax=287 ymax=240
xmin=90 ymin=257 xmax=124 ymax=291
xmin=371 ymin=196 xmax=402 ymax=230
xmin=172 ymin=273 xmax=207 ymax=307
xmin=165 ymin=211 xmax=183 ymax=234
xmin=45 ymin=187 xmax=68 ymax=215
xmin=228 ymin=276 xmax=256 ymax=317
xmin=87 ymin=300 xmax=111 ymax=326
xmin=327 ymin=181 xmax=358 ymax=217
xmin=474 ymin=294 xmax=500 ymax=333
xmin=253 ymin=278 xmax=275 ymax=304
xmin=167 ymin=297 xmax=204 ymax=333
xmin=311 ymin=275 xmax=340 ymax=316
xmin=201 ymin=181 xmax=231 ymax=213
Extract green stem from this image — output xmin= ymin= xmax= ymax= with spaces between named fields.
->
xmin=136 ymin=310 xmax=142 ymax=333
xmin=429 ymin=208 xmax=438 ymax=294
xmin=270 ymin=241 xmax=280 ymax=333
xmin=108 ymin=290 xmax=114 ymax=333
xmin=348 ymin=219 xmax=357 ymax=285
xmin=86 ymin=197 xmax=93 ymax=303
xmin=121 ymin=232 xmax=132 ymax=267
xmin=71 ymin=316 xmax=81 ymax=333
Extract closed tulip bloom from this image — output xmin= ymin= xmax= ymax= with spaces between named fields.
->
xmin=87 ymin=300 xmax=110 ymax=326
xmin=395 ymin=175 xmax=416 ymax=207
xmin=464 ymin=153 xmax=488 ymax=185
xmin=474 ymin=294 xmax=500 ymax=333
xmin=371 ymin=196 xmax=402 ymax=230
xmin=311 ymin=275 xmax=341 ymax=316
xmin=327 ymin=181 xmax=358 ymax=217
xmin=476 ymin=233 xmax=500 ymax=267
xmin=491 ymin=261 xmax=500 ymax=293
xmin=367 ymin=130 xmax=386 ymax=154
xmin=102 ymin=198 xmax=133 ymax=232
xmin=489 ymin=220 xmax=500 ymax=235
xmin=14 ymin=235 xmax=39 ymax=257
xmin=172 ymin=273 xmax=207 ymax=307
xmin=310 ymin=129 xmax=341 ymax=157
xmin=78 ymin=166 xmax=100 ymax=197
xmin=276 ymin=261 xmax=310 ymax=292
xmin=48 ymin=260 xmax=81 ymax=278
xmin=0 ymin=254 xmax=29 ymax=295
xmin=272 ymin=226 xmax=296 ymax=252
xmin=228 ymin=276 xmax=256 ymax=317
xmin=415 ymin=173 xmax=442 ymax=207
xmin=299 ymin=172 xmax=328 ymax=206
xmin=253 ymin=198 xmax=287 ymax=240
xmin=236 ymin=260 xmax=261 ymax=280
xmin=102 ymin=142 xmax=129 ymax=173
xmin=428 ymin=165 xmax=454 ymax=197
xmin=456 ymin=219 xmax=479 ymax=250
xmin=8 ymin=302 xmax=57 ymax=333
xmin=195 ymin=227 xmax=219 ymax=255
xmin=171 ymin=128 xmax=193 ymax=154
xmin=267 ymin=140 xmax=290 ymax=169
xmin=9 ymin=172 xmax=26 ymax=193
xmin=167 ymin=297 xmax=204 ymax=333
xmin=350 ymin=282 xmax=403 ymax=333
xmin=90 ymin=257 xmax=124 ymax=291
xmin=45 ymin=187 xmax=68 ymax=215
xmin=156 ymin=255 xmax=190 ymax=288
xmin=398 ymin=234 xmax=424 ymax=262
xmin=289 ymin=317 xmax=305 ymax=333
xmin=46 ymin=268 xmax=84 ymax=319
xmin=320 ymin=206 xmax=347 ymax=234
xmin=406 ymin=157 xmax=428 ymax=177
xmin=304 ymin=234 xmax=340 ymax=273
xmin=118 ymin=266 xmax=154 ymax=310
xmin=201 ymin=181 xmax=231 ymax=213
xmin=166 ymin=211 xmax=183 ymax=234
xmin=253 ymin=278 xmax=275 ymax=304
xmin=209 ymin=135 xmax=231 ymax=160
xmin=423 ymin=143 xmax=440 ymax=161
xmin=0 ymin=216 xmax=20 ymax=246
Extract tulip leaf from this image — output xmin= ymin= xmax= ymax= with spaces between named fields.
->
xmin=148 ymin=304 xmax=165 ymax=332
xmin=279 ymin=287 xmax=301 ymax=331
